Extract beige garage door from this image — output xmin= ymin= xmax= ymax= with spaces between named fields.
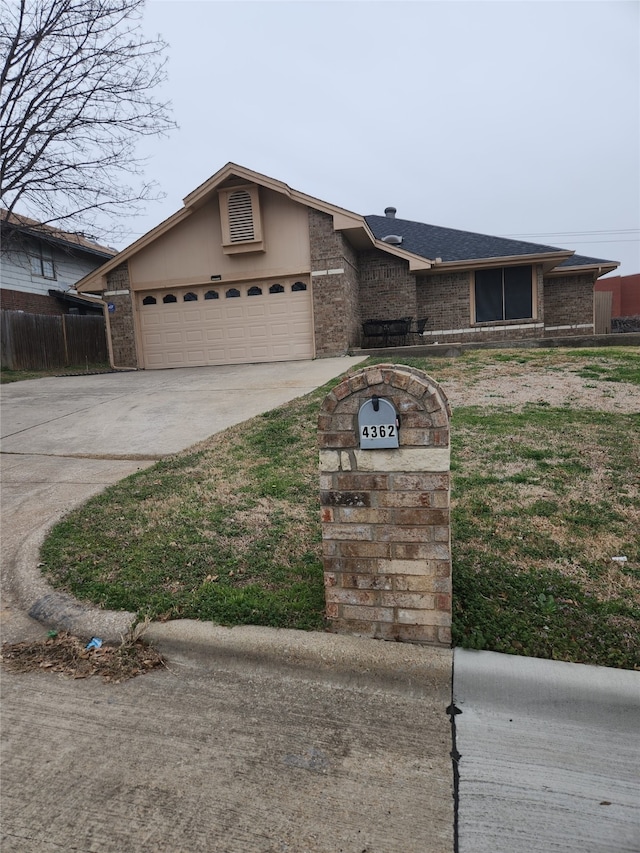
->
xmin=137 ymin=278 xmax=314 ymax=369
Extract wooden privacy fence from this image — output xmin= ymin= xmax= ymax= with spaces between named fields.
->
xmin=594 ymin=291 xmax=612 ymax=335
xmin=1 ymin=310 xmax=109 ymax=370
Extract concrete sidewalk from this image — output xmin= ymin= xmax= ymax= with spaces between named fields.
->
xmin=453 ymin=649 xmax=640 ymax=853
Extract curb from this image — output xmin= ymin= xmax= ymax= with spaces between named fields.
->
xmin=11 ymin=516 xmax=452 ymax=697
xmin=13 ymin=518 xmax=136 ymax=644
xmin=145 ymin=619 xmax=453 ymax=696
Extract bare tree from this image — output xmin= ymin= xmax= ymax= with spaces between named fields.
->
xmin=0 ymin=0 xmax=175 ymax=240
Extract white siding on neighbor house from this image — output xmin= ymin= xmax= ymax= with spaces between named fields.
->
xmin=0 ymin=236 xmax=104 ymax=296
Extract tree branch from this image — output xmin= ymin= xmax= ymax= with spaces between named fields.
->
xmin=0 ymin=0 xmax=176 ymax=237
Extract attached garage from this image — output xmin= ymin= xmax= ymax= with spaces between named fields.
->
xmin=137 ymin=277 xmax=314 ymax=369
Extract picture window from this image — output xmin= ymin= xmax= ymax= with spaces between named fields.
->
xmin=474 ymin=266 xmax=532 ymax=322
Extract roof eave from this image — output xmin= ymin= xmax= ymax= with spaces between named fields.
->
xmin=75 ymin=207 xmax=193 ymax=292
xmin=2 ymin=219 xmax=115 ymax=259
xmin=423 ymin=250 xmax=574 ymax=274
xmin=546 ymin=261 xmax=619 ymax=279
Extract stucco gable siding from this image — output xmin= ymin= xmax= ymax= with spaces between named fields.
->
xmin=128 ymin=188 xmax=311 ymax=291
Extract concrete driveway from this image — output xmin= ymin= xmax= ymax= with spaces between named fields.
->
xmin=0 ymin=358 xmax=366 ymax=639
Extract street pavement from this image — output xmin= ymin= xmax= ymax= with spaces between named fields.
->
xmin=1 ymin=358 xmax=639 ymax=852
xmin=1 ymin=629 xmax=453 ymax=853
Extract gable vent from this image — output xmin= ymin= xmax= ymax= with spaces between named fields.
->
xmin=228 ymin=190 xmax=255 ymax=242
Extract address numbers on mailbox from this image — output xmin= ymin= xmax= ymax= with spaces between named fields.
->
xmin=358 ymin=396 xmax=400 ymax=449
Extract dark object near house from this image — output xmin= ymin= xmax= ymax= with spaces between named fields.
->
xmin=362 ymin=318 xmax=411 ymax=347
xmin=361 ymin=317 xmax=427 ymax=347
xmin=612 ymin=315 xmax=640 ymax=333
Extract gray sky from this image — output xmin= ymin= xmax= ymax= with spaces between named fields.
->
xmin=125 ymin=0 xmax=639 ymax=277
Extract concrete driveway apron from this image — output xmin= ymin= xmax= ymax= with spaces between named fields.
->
xmin=1 ymin=357 xmax=456 ymax=853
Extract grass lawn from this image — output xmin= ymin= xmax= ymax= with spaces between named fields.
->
xmin=40 ymin=347 xmax=640 ymax=669
xmin=1 ymin=363 xmax=112 ymax=383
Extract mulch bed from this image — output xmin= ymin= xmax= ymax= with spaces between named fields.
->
xmin=1 ymin=631 xmax=166 ymax=683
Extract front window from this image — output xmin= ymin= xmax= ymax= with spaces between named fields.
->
xmin=474 ymin=265 xmax=532 ymax=322
xmin=29 ymin=243 xmax=56 ymax=279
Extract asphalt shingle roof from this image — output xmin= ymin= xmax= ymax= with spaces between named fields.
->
xmin=554 ymin=253 xmax=616 ymax=269
xmin=364 ymin=214 xmax=616 ymax=269
xmin=1 ymin=209 xmax=116 ymax=258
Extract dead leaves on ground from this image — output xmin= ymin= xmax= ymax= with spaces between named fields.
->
xmin=1 ymin=630 xmax=165 ymax=683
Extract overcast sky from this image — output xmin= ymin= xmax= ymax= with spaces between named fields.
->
xmin=124 ymin=0 xmax=639 ymax=277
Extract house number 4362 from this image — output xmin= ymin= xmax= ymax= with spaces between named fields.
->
xmin=360 ymin=424 xmax=396 ymax=439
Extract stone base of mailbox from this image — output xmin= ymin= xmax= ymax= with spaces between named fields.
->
xmin=318 ymin=364 xmax=452 ymax=646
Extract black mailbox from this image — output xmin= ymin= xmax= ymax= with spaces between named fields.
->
xmin=358 ymin=396 xmax=400 ymax=449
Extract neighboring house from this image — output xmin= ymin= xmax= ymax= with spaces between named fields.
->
xmin=74 ymin=163 xmax=619 ymax=370
xmin=0 ymin=210 xmax=115 ymax=316
xmin=594 ymin=273 xmax=640 ymax=318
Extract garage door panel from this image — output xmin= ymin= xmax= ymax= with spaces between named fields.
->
xmin=138 ymin=279 xmax=313 ymax=368
xmin=165 ymin=332 xmax=184 ymax=345
xmin=227 ymin=326 xmax=248 ymax=341
xmin=162 ymin=314 xmax=182 ymax=326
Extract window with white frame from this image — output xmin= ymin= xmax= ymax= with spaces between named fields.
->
xmin=474 ymin=265 xmax=533 ymax=323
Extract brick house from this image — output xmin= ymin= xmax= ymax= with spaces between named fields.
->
xmin=74 ymin=163 xmax=619 ymax=369
xmin=1 ymin=211 xmax=115 ymax=316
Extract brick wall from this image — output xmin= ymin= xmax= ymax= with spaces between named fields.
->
xmin=318 ymin=364 xmax=452 ymax=646
xmin=543 ymin=273 xmax=594 ymax=334
xmin=309 ymin=210 xmax=360 ymax=356
xmin=104 ymin=263 xmax=138 ymax=367
xmin=358 ymin=250 xmax=417 ymax=328
xmin=416 ymin=271 xmax=470 ymax=332
xmin=0 ymin=288 xmax=66 ymax=316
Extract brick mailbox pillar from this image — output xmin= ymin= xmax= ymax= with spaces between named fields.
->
xmin=318 ymin=363 xmax=452 ymax=646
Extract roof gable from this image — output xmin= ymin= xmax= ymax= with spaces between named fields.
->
xmin=73 ymin=163 xmax=620 ymax=291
